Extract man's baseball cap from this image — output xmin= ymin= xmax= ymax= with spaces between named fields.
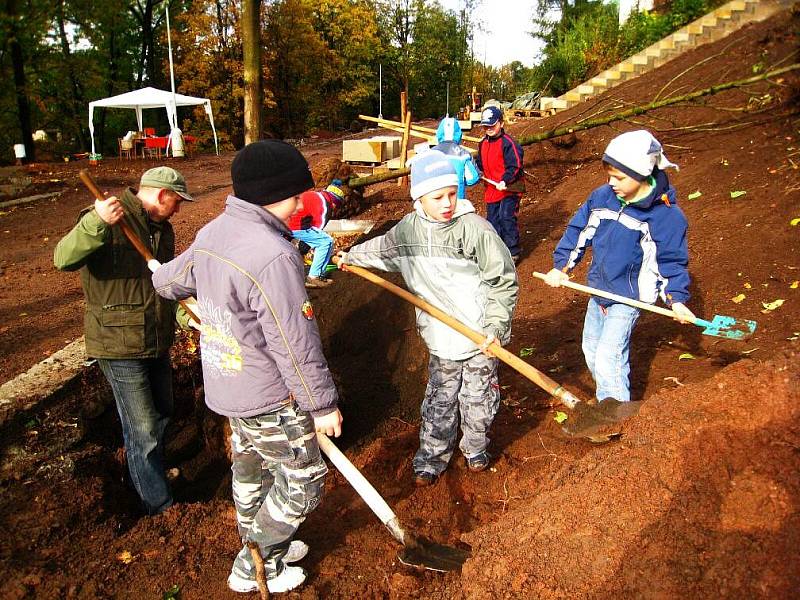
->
xmin=480 ymin=106 xmax=503 ymax=126
xmin=139 ymin=167 xmax=194 ymax=201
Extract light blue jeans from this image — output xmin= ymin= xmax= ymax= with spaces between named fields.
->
xmin=98 ymin=356 xmax=174 ymax=514
xmin=292 ymin=227 xmax=334 ymax=279
xmin=582 ymin=298 xmax=640 ymax=402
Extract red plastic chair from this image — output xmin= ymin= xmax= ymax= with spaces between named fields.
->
xmin=143 ymin=127 xmax=156 ymax=137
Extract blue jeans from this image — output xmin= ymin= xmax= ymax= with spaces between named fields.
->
xmin=582 ymin=298 xmax=640 ymax=402
xmin=486 ymin=195 xmax=521 ymax=257
xmin=98 ymin=356 xmax=174 ymax=514
xmin=292 ymin=227 xmax=334 ymax=278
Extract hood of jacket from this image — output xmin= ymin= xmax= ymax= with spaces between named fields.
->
xmin=436 ymin=117 xmax=463 ymax=144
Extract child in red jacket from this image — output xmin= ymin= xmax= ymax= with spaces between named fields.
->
xmin=475 ymin=106 xmax=524 ymax=262
xmin=288 ymin=180 xmax=345 ymax=288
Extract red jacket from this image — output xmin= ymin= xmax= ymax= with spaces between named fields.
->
xmin=288 ymin=190 xmax=338 ymax=231
xmin=475 ymin=130 xmax=524 ymax=203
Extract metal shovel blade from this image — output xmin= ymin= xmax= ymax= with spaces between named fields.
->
xmin=699 ymin=315 xmax=757 ymax=340
xmin=560 ymin=400 xmax=642 ymax=442
xmin=397 ymin=533 xmax=470 ymax=572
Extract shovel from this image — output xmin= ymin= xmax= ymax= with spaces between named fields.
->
xmin=334 ymin=259 xmax=623 ymax=438
xmin=532 ymin=272 xmax=756 ymax=340
xmin=316 ymin=433 xmax=469 ymax=572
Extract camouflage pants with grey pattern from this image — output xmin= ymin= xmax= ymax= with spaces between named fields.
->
xmin=412 ymin=352 xmax=500 ymax=477
xmin=228 ymin=403 xmax=327 ymax=580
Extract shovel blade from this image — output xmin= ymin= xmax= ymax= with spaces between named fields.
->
xmin=702 ymin=315 xmax=757 ymax=340
xmin=398 ymin=535 xmax=471 ymax=572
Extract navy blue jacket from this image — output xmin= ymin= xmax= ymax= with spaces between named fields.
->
xmin=553 ymin=169 xmax=690 ymax=307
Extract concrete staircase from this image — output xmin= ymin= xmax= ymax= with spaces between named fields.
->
xmin=539 ymin=0 xmax=792 ymax=113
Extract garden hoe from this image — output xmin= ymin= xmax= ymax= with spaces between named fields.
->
xmin=532 ymin=272 xmax=757 ymax=340
xmin=317 ymin=433 xmax=470 ymax=572
xmin=334 ymin=258 xmax=624 ymax=440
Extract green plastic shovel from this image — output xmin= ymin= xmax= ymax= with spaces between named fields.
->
xmin=533 ymin=272 xmax=756 ymax=340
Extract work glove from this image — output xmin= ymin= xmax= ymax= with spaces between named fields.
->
xmin=543 ymin=268 xmax=570 ymax=287
xmin=479 ymin=332 xmax=498 ymax=357
xmin=670 ymin=302 xmax=696 ymax=324
xmin=495 ymin=179 xmax=507 ymax=191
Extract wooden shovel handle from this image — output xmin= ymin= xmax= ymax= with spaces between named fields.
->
xmin=336 ymin=259 xmax=582 ymax=408
xmin=78 ymin=169 xmax=200 ymax=325
xmin=531 ymin=272 xmax=693 ymax=323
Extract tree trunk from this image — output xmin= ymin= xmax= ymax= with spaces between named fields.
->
xmin=7 ymin=0 xmax=35 ymax=161
xmin=56 ymin=0 xmax=88 ymax=150
xmin=241 ymin=0 xmax=262 ymax=144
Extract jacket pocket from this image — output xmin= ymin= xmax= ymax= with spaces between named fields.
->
xmin=99 ymin=305 xmax=146 ymax=354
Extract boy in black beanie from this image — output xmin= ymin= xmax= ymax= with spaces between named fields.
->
xmin=153 ymin=140 xmax=342 ymax=594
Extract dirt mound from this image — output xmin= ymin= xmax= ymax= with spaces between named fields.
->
xmin=461 ymin=352 xmax=800 ymax=599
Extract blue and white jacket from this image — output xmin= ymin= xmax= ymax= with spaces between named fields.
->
xmin=553 ymin=169 xmax=690 ymax=308
xmin=433 ymin=118 xmax=480 ymax=200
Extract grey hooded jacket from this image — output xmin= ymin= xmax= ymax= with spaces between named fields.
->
xmin=152 ymin=195 xmax=338 ymax=418
xmin=343 ymin=199 xmax=518 ymax=360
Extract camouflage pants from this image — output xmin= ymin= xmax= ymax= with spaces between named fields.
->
xmin=228 ymin=403 xmax=327 ymax=580
xmin=412 ymin=353 xmax=500 ymax=476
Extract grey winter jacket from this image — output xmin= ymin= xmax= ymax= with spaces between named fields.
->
xmin=343 ymin=199 xmax=518 ymax=360
xmin=152 ymin=195 xmax=338 ymax=418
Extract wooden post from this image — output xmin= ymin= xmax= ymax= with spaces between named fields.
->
xmin=397 ymin=110 xmax=412 ymax=188
xmin=399 ymin=91 xmax=407 ymax=125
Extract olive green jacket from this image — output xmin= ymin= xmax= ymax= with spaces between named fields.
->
xmin=54 ymin=188 xmax=177 ymax=359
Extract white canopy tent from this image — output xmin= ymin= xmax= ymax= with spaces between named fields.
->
xmin=88 ymin=87 xmax=219 ymax=156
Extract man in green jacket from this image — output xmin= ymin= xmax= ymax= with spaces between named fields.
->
xmin=54 ymin=167 xmax=193 ymax=515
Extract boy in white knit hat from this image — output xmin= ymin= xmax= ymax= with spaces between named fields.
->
xmin=543 ymin=130 xmax=695 ymax=403
xmin=339 ymin=150 xmax=518 ymax=484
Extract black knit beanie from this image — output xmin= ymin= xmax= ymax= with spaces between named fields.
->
xmin=231 ymin=140 xmax=314 ymax=205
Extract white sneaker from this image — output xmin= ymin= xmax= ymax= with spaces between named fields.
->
xmin=267 ymin=566 xmax=306 ymax=593
xmin=284 ymin=540 xmax=309 ymax=563
xmin=227 ymin=564 xmax=307 ymax=594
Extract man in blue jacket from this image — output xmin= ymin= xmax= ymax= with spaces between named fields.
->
xmin=543 ymin=130 xmax=695 ymax=403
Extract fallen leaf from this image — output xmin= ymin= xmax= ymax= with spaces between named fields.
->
xmin=791 ymin=217 xmax=800 ymax=226
xmin=163 ymin=584 xmax=180 ymax=600
xmin=791 ymin=281 xmax=799 ymax=289
xmin=730 ymin=190 xmax=747 ymax=199
xmin=117 ymin=550 xmax=134 ymax=564
xmin=731 ymin=293 xmax=746 ymax=304
xmin=740 ymin=347 xmax=759 ymax=355
xmin=553 ymin=411 xmax=568 ymax=424
xmin=687 ymin=191 xmax=702 ymax=200
xmin=761 ymin=299 xmax=785 ymax=312
xmin=678 ymin=353 xmax=695 ymax=360
xmin=743 ymin=282 xmax=752 ymax=289
xmin=519 ymin=347 xmax=534 ymax=357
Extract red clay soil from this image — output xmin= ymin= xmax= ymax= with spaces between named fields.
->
xmin=1 ymin=9 xmax=799 ymax=599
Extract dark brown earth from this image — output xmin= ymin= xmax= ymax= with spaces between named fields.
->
xmin=0 ymin=9 xmax=799 ymax=599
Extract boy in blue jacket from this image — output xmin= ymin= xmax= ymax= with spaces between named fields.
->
xmin=543 ymin=130 xmax=695 ymax=403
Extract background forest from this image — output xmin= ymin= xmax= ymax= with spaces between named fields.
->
xmin=0 ymin=0 xmax=721 ymax=159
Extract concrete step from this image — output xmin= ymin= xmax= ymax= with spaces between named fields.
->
xmin=548 ymin=0 xmax=780 ymax=115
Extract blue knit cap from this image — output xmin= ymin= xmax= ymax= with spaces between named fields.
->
xmin=409 ymin=150 xmax=459 ymax=200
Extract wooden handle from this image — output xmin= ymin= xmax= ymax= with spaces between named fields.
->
xmin=78 ymin=169 xmax=201 ymax=325
xmin=316 ymin=433 xmax=407 ymax=546
xmin=336 ymin=259 xmax=582 ymax=408
xmin=532 ymin=271 xmax=689 ymax=322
